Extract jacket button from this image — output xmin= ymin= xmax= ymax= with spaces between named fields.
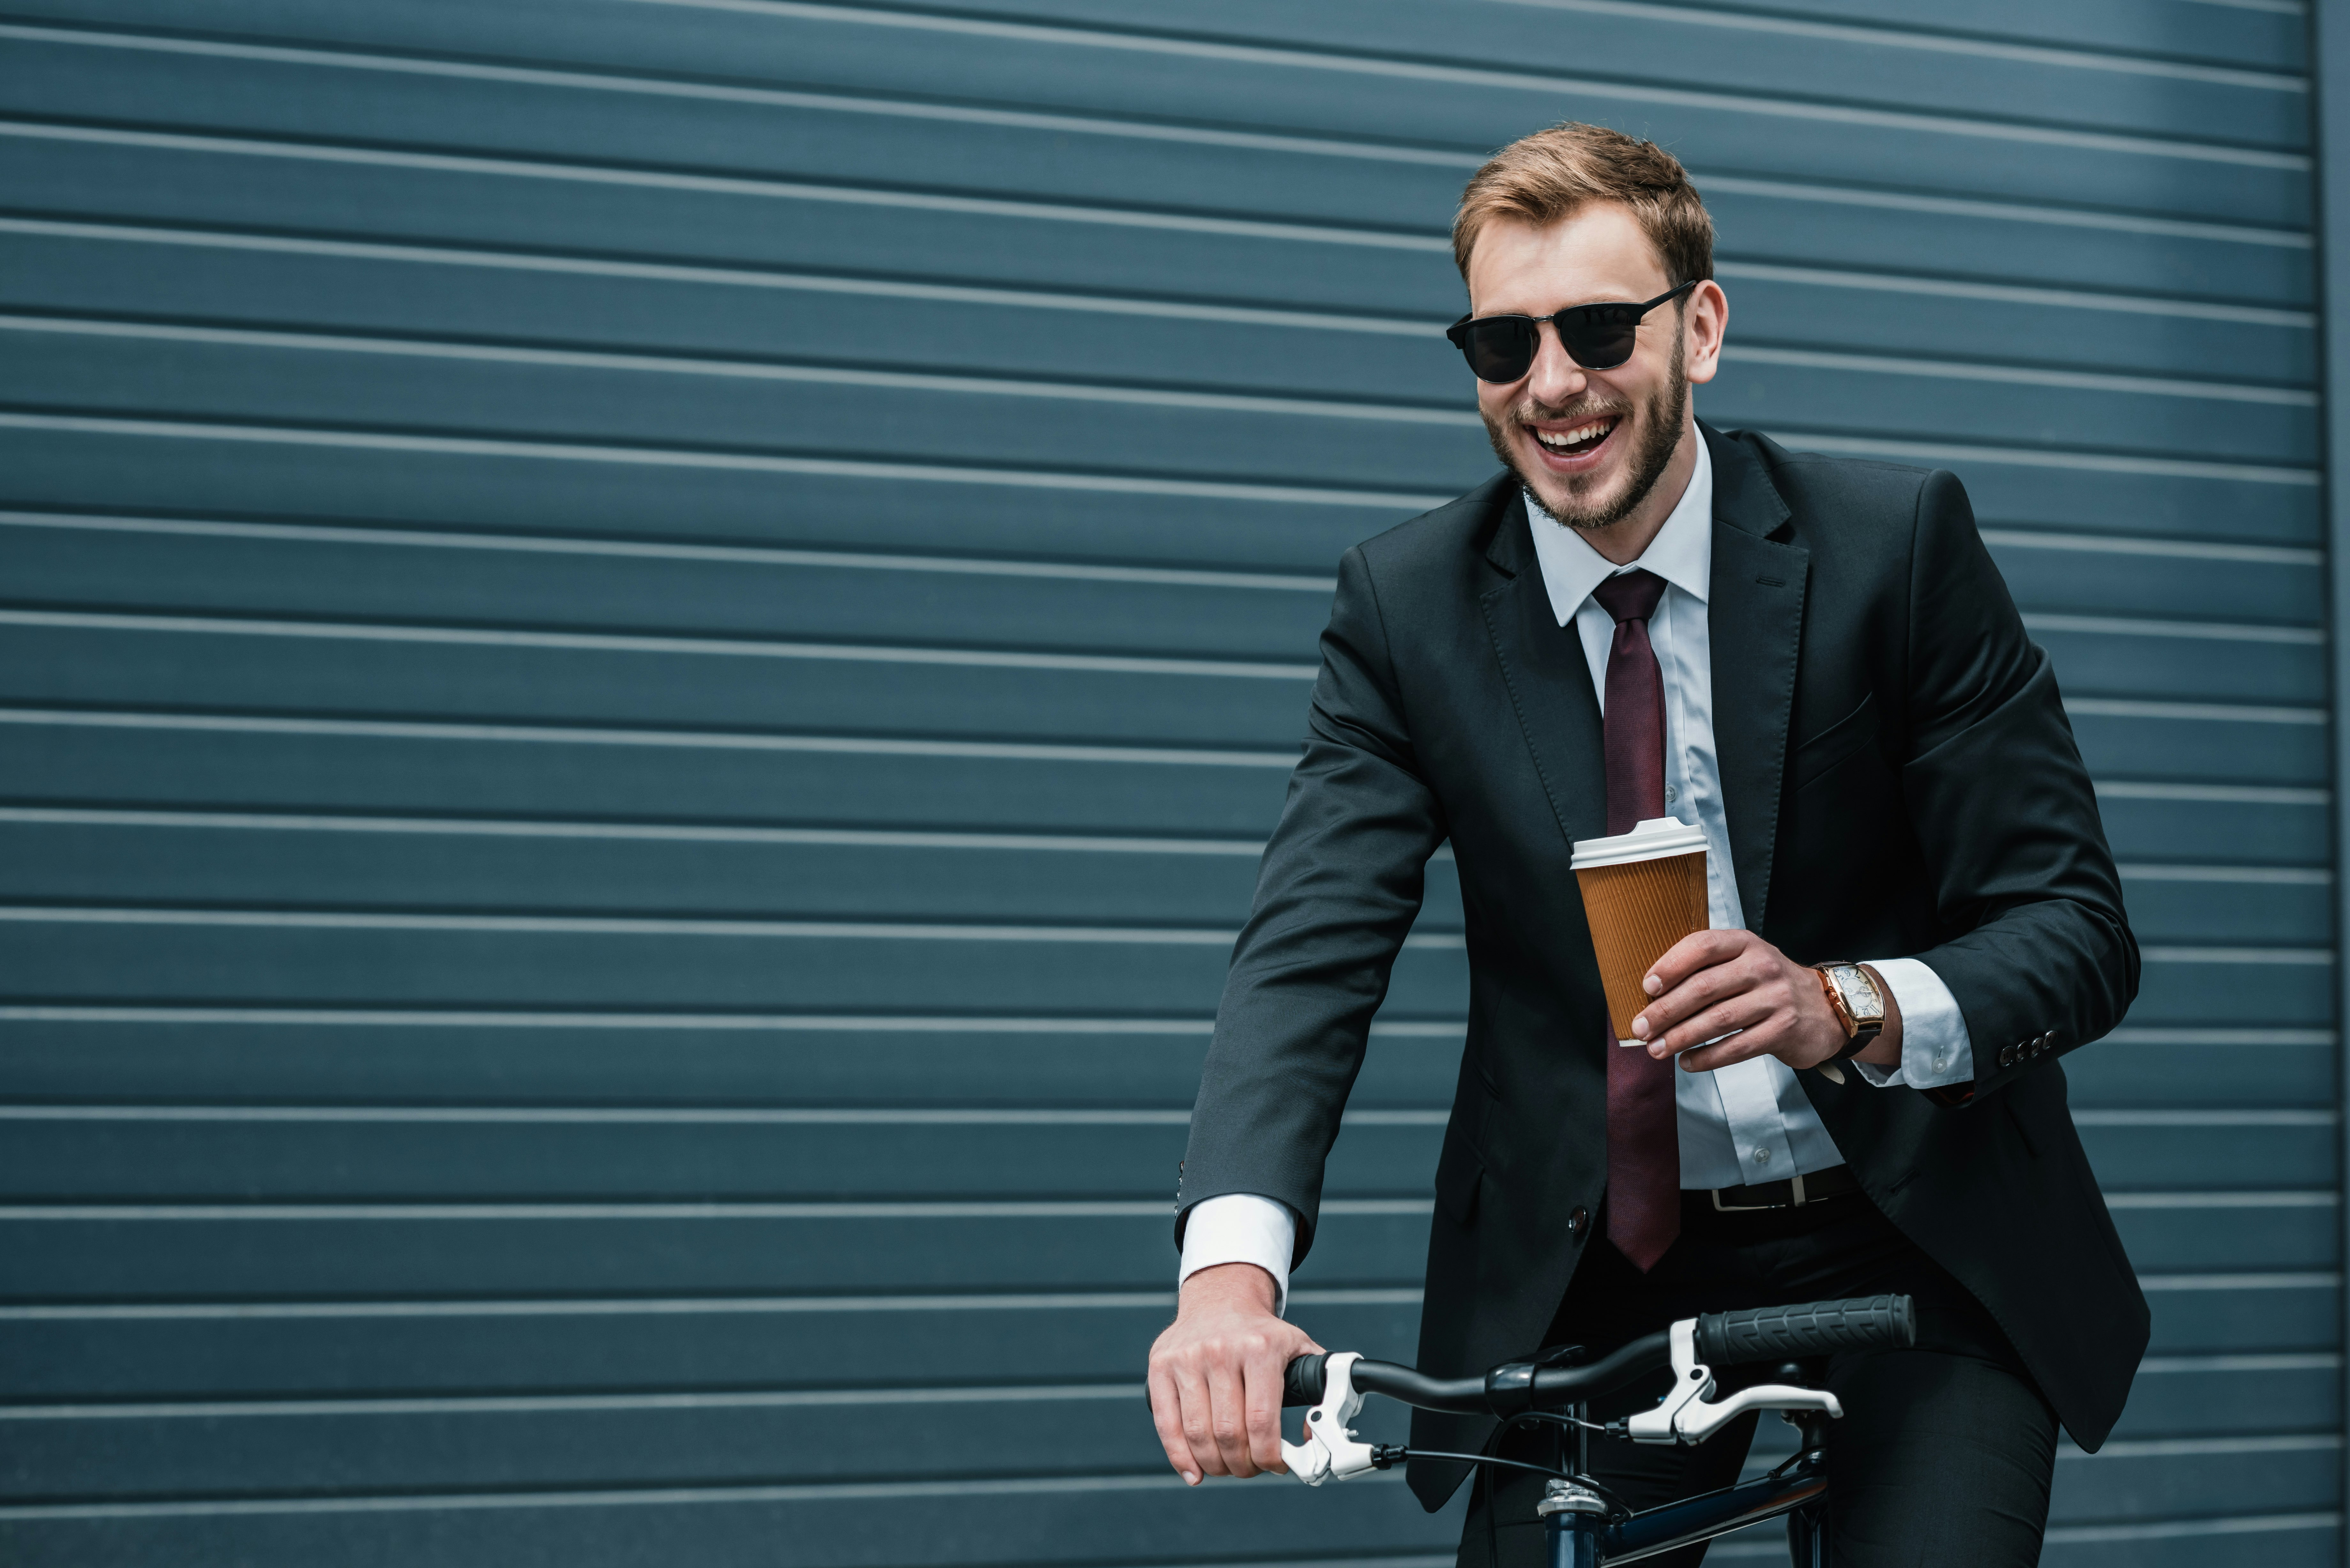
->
xmin=1567 ymin=1206 xmax=1590 ymax=1239
xmin=1998 ymin=1045 xmax=2015 ymax=1067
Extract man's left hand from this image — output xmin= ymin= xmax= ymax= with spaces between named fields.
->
xmin=1630 ymin=930 xmax=1901 ymax=1072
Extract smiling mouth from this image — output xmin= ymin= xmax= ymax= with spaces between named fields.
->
xmin=1532 ymin=415 xmax=1619 ymax=458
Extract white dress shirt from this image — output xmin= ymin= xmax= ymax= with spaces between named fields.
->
xmin=1182 ymin=433 xmax=1973 ymax=1309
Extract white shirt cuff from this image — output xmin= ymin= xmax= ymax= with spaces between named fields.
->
xmin=1178 ymin=1192 xmax=1297 ymax=1317
xmin=1851 ymin=957 xmax=1974 ymax=1090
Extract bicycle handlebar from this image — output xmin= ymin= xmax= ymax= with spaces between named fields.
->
xmin=1282 ymin=1331 xmax=1670 ymax=1412
xmin=1695 ymin=1294 xmax=1914 ymax=1368
xmin=1281 ymin=1295 xmax=1914 ymax=1414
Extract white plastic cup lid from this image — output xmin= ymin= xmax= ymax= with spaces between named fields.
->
xmin=1569 ymin=816 xmax=1709 ymax=870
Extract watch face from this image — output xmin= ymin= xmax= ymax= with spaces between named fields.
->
xmin=1831 ymin=967 xmax=1883 ymax=1021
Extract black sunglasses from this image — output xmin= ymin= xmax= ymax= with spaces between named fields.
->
xmin=1445 ymin=279 xmax=1698 ymax=382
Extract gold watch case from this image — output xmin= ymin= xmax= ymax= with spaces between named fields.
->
xmin=1816 ymin=962 xmax=1885 ymax=1037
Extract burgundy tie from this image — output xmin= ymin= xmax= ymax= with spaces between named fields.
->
xmin=1590 ymin=569 xmax=1680 ymax=1272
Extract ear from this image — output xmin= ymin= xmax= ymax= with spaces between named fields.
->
xmin=1682 ymin=280 xmax=1729 ymax=386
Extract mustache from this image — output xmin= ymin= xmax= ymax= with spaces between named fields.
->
xmin=1512 ymin=395 xmax=1635 ymax=425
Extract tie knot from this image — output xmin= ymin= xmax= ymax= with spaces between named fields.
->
xmin=1592 ymin=568 xmax=1667 ymax=625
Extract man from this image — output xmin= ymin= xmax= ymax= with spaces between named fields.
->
xmin=1145 ymin=123 xmax=2144 ymax=1566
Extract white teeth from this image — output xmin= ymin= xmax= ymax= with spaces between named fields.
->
xmin=1535 ymin=419 xmax=1614 ymax=449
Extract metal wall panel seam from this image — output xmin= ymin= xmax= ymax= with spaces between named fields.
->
xmin=0 ymin=610 xmax=1324 ymax=681
xmin=0 ymin=1200 xmax=1438 ymax=1217
xmin=624 ymin=0 xmax=2310 ymax=91
xmin=0 ymin=411 xmax=1459 ymax=508
xmin=0 ymin=411 xmax=2314 ymax=491
xmin=2063 ymin=1433 xmax=2343 ymax=1458
xmin=0 ymin=216 xmax=2314 ymax=328
xmin=2311 ymin=7 xmax=2350 ymax=1559
xmin=1984 ymin=530 xmax=2322 ymax=565
xmin=0 ymin=20 xmax=2309 ymax=167
xmin=0 ymin=1193 xmax=2307 ymax=1216
xmin=0 ymin=1470 xmax=1399 ymax=1518
xmin=2098 ymin=782 xmax=2330 ymax=803
xmin=1 ymin=117 xmax=2311 ymax=258
xmin=2 ymin=1384 xmax=1154 ymax=1419
xmin=0 ymin=311 xmax=2312 ymax=410
xmin=0 ymin=711 xmax=1305 ymax=768
xmin=2043 ymin=1513 xmax=2342 ymax=1544
xmin=1470 ymin=0 xmax=2305 ymax=84
xmin=0 ymin=1107 xmax=2301 ymax=1127
xmin=0 ymin=908 xmax=1280 ymax=943
xmin=1751 ymin=430 xmax=2317 ymax=483
xmin=0 ymin=1287 xmax=1421 ymax=1319
xmin=0 ymin=315 xmax=1489 ymax=424
xmin=0 ymin=809 xmax=1277 ymax=855
xmin=0 ymin=119 xmax=1464 ymax=252
xmin=0 ymin=811 xmax=2321 ymax=865
xmin=0 ymin=1007 xmax=1466 ymax=1042
xmin=0 ymin=511 xmax=1347 ymax=590
xmin=4 ymin=512 xmax=2323 ymax=583
xmin=2024 ymin=615 xmax=2322 ymax=642
xmin=0 ymin=1274 xmax=2300 ymax=1322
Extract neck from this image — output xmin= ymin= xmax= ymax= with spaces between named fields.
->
xmin=1569 ymin=417 xmax=1701 ymax=567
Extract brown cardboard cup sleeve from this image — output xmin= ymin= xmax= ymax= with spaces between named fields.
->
xmin=1571 ymin=817 xmax=1711 ymax=1041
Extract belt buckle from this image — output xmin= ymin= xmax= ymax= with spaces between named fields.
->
xmin=1709 ymin=1173 xmax=1806 ymax=1213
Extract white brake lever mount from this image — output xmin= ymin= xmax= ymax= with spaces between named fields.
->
xmin=1624 ymin=1319 xmax=1843 ymax=1445
xmin=1280 ymin=1352 xmax=1378 ymax=1485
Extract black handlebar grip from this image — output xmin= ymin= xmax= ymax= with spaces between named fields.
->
xmin=1282 ymin=1353 xmax=1329 ymax=1408
xmin=1694 ymin=1295 xmax=1915 ymax=1368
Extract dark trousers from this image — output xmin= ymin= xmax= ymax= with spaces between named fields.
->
xmin=1458 ymin=1189 xmax=2057 ymax=1568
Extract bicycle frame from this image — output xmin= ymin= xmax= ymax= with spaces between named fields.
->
xmin=1539 ymin=1412 xmax=1832 ymax=1566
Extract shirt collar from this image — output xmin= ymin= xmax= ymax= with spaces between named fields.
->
xmin=1526 ymin=429 xmax=1713 ymax=628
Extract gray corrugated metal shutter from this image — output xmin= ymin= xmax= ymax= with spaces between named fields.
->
xmin=0 ymin=2 xmax=2328 ymax=1563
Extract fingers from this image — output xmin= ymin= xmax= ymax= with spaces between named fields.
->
xmin=1147 ymin=1362 xmax=1202 ymax=1485
xmin=1649 ymin=992 xmax=1776 ymax=1060
xmin=1146 ymin=1296 xmax=1319 ymax=1485
xmin=1204 ymin=1357 xmax=1259 ymax=1477
xmin=1642 ymin=929 xmax=1751 ymax=997
xmin=1243 ymin=1336 xmax=1289 ymax=1474
xmin=1634 ymin=944 xmax=1770 ymax=1044
xmin=1176 ymin=1361 xmax=1232 ymax=1478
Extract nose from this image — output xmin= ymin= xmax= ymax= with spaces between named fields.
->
xmin=1524 ymin=320 xmax=1588 ymax=404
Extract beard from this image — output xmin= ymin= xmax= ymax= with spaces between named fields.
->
xmin=1485 ymin=320 xmax=1689 ymax=533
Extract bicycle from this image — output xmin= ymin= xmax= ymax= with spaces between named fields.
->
xmin=1276 ymin=1294 xmax=1916 ymax=1567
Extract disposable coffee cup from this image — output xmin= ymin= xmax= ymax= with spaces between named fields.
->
xmin=1570 ymin=817 xmax=1711 ymax=1042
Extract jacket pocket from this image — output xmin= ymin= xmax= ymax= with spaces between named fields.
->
xmin=1434 ymin=1132 xmax=1484 ymax=1229
xmin=1791 ymin=692 xmax=1880 ymax=791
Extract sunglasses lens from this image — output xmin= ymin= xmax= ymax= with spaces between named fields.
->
xmin=1462 ymin=318 xmax=1539 ymax=382
xmin=1558 ymin=307 xmax=1641 ymax=370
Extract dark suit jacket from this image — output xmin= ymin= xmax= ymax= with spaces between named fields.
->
xmin=1176 ymin=425 xmax=2146 ymax=1509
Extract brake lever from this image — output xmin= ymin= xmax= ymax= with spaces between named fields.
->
xmin=1279 ymin=1351 xmax=1380 ymax=1484
xmin=1623 ymin=1319 xmax=1843 ymax=1445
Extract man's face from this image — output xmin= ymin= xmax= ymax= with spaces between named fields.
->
xmin=1463 ymin=206 xmax=1723 ymax=532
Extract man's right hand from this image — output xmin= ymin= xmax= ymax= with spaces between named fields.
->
xmin=1147 ymin=1262 xmax=1322 ymax=1484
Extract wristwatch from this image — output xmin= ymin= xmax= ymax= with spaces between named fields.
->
xmin=1813 ymin=962 xmax=1885 ymax=1060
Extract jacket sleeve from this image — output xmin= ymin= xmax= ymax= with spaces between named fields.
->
xmin=1175 ymin=544 xmax=1449 ymax=1264
xmin=1895 ymin=471 xmax=2139 ymax=1104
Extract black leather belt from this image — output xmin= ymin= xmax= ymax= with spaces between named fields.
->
xmin=1695 ymin=1163 xmax=1860 ymax=1213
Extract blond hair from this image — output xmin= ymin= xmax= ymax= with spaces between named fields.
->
xmin=1452 ymin=123 xmax=1714 ymax=288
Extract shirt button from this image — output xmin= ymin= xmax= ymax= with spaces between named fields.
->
xmin=1753 ymin=1147 xmax=1771 ymax=1165
xmin=1665 ymin=785 xmax=1679 ymax=803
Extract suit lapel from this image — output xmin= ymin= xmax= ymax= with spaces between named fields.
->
xmin=1479 ymin=491 xmax=1608 ymax=850
xmin=1703 ymin=426 xmax=1806 ymax=933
